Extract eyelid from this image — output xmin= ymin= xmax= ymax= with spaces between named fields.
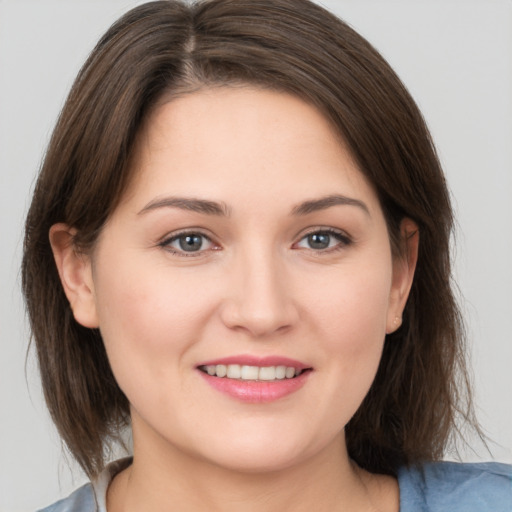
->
xmin=158 ymin=228 xmax=220 ymax=257
xmin=293 ymin=226 xmax=353 ymax=251
xmin=156 ymin=226 xmax=352 ymax=257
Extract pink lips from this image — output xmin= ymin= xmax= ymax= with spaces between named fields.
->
xmin=197 ymin=355 xmax=312 ymax=403
xmin=198 ymin=355 xmax=310 ymax=369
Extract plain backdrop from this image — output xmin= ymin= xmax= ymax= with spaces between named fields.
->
xmin=1 ymin=1 xmax=511 ymax=510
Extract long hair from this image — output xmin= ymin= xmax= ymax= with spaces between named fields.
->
xmin=22 ymin=0 xmax=476 ymax=477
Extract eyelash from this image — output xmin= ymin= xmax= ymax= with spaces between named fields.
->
xmin=159 ymin=230 xmax=218 ymax=257
xmin=158 ymin=227 xmax=352 ymax=257
xmin=294 ymin=228 xmax=352 ymax=254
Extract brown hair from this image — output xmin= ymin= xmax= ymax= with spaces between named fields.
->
xmin=22 ymin=0 xmax=477 ymax=478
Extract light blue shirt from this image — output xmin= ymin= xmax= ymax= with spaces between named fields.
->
xmin=38 ymin=460 xmax=512 ymax=511
xmin=397 ymin=461 xmax=511 ymax=511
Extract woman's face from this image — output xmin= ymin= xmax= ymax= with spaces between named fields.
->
xmin=62 ymin=87 xmax=413 ymax=472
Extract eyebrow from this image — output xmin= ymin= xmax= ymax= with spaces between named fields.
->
xmin=291 ymin=194 xmax=370 ymax=216
xmin=137 ymin=193 xmax=369 ymax=217
xmin=138 ymin=197 xmax=231 ymax=216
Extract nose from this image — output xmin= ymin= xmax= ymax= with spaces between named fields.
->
xmin=219 ymin=248 xmax=299 ymax=338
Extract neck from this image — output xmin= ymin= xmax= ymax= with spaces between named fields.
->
xmin=107 ymin=425 xmax=398 ymax=512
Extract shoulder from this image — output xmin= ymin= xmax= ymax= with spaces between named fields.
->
xmin=36 ymin=483 xmax=96 ymax=512
xmin=35 ymin=458 xmax=132 ymax=512
xmin=398 ymin=461 xmax=512 ymax=512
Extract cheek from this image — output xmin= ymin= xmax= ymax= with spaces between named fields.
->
xmin=310 ymin=259 xmax=392 ymax=338
xmin=305 ymin=259 xmax=392 ymax=391
xmin=91 ymin=257 xmax=219 ymax=389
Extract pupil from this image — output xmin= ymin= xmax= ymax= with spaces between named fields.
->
xmin=308 ymin=233 xmax=330 ymax=249
xmin=179 ymin=235 xmax=202 ymax=251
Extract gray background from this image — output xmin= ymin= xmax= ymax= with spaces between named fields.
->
xmin=1 ymin=1 xmax=511 ymax=510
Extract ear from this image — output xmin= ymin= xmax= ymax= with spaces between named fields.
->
xmin=386 ymin=218 xmax=419 ymax=334
xmin=49 ymin=223 xmax=99 ymax=328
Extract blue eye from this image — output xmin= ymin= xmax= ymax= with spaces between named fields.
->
xmin=296 ymin=229 xmax=350 ymax=251
xmin=162 ymin=232 xmax=214 ymax=254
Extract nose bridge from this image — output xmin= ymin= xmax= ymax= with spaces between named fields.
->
xmin=221 ymin=241 xmax=297 ymax=336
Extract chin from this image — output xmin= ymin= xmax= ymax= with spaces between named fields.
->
xmin=205 ymin=448 xmax=308 ymax=475
xmin=190 ymin=427 xmax=336 ymax=475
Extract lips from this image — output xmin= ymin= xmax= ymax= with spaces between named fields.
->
xmin=196 ymin=355 xmax=312 ymax=403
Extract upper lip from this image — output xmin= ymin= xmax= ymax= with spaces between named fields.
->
xmin=197 ymin=354 xmax=311 ymax=370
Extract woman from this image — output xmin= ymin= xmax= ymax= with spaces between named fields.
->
xmin=22 ymin=0 xmax=511 ymax=510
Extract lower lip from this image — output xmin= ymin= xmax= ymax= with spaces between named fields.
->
xmin=198 ymin=370 xmax=311 ymax=403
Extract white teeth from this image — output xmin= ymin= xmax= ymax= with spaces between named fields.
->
xmin=215 ymin=364 xmax=227 ymax=378
xmin=285 ymin=367 xmax=296 ymax=379
xmin=203 ymin=364 xmax=304 ymax=381
xmin=226 ymin=364 xmax=241 ymax=379
xmin=241 ymin=365 xmax=259 ymax=380
xmin=259 ymin=366 xmax=276 ymax=381
xmin=275 ymin=365 xmax=286 ymax=379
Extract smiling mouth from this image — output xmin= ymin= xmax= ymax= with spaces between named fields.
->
xmin=198 ymin=364 xmax=311 ymax=381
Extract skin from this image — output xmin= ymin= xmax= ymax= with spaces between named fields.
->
xmin=51 ymin=87 xmax=418 ymax=511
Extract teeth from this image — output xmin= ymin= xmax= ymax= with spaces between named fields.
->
xmin=241 ymin=365 xmax=259 ymax=380
xmin=215 ymin=364 xmax=227 ymax=378
xmin=275 ymin=366 xmax=286 ymax=379
xmin=226 ymin=365 xmax=241 ymax=379
xmin=259 ymin=366 xmax=276 ymax=380
xmin=202 ymin=364 xmax=304 ymax=381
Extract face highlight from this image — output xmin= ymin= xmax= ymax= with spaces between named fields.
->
xmin=57 ymin=87 xmax=414 ymax=473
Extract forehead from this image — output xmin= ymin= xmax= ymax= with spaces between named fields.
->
xmin=124 ymin=86 xmax=380 ymax=215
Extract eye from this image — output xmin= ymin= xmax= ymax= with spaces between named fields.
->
xmin=295 ymin=229 xmax=351 ymax=251
xmin=160 ymin=231 xmax=216 ymax=255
